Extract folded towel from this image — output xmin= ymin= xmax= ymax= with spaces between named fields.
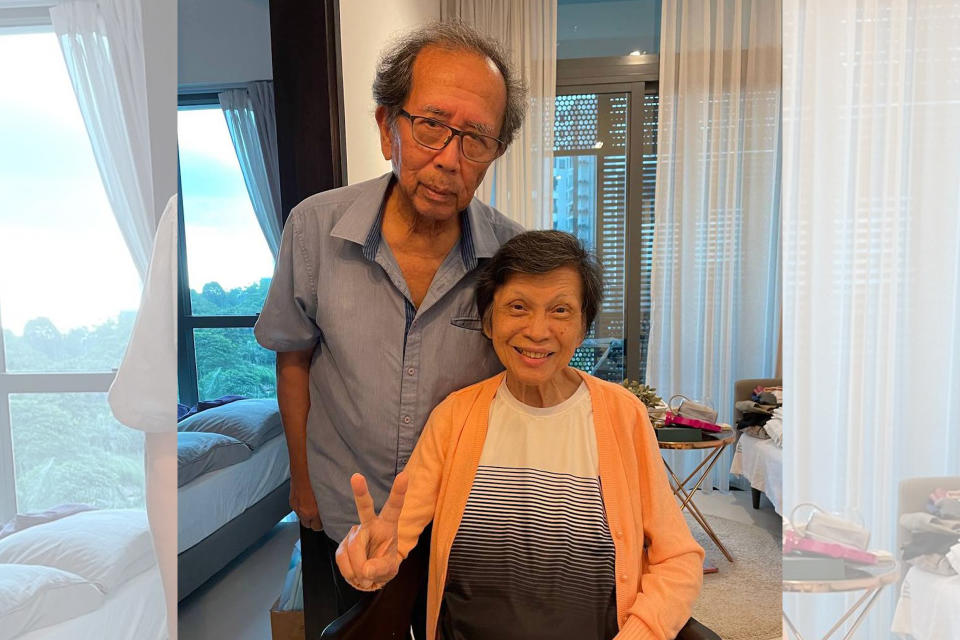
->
xmin=947 ymin=542 xmax=960 ymax=575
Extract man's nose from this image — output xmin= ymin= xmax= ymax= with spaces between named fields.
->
xmin=433 ymin=135 xmax=461 ymax=171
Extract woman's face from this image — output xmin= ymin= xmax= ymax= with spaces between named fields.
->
xmin=485 ymin=266 xmax=586 ymax=391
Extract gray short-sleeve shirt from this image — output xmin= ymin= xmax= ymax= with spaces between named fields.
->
xmin=254 ymin=173 xmax=524 ymax=539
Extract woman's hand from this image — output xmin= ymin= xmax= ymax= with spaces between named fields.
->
xmin=335 ymin=471 xmax=408 ymax=591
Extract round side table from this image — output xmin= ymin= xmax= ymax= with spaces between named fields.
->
xmin=782 ymin=561 xmax=899 ymax=640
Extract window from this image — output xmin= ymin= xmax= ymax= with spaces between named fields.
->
xmin=0 ymin=29 xmax=144 ymax=520
xmin=177 ymin=98 xmax=277 ymax=405
xmin=552 ymin=58 xmax=659 ymax=384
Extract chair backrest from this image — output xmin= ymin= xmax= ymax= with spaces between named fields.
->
xmin=320 ymin=533 xmax=429 ymax=640
xmin=732 ymin=378 xmax=781 ymax=424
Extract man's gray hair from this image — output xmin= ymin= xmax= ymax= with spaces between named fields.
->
xmin=373 ymin=21 xmax=528 ymax=146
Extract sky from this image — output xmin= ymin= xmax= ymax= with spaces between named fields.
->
xmin=0 ymin=31 xmax=272 ymax=336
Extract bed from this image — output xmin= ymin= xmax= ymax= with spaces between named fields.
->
xmin=177 ymin=398 xmax=292 ymax=600
xmin=0 ymin=509 xmax=164 ymax=640
xmin=728 ymin=377 xmax=782 ymax=514
xmin=891 ymin=476 xmax=960 ymax=640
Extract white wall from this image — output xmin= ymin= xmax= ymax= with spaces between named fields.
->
xmin=143 ymin=0 xmax=177 ymax=220
xmin=178 ymin=0 xmax=272 ymax=89
xmin=338 ymin=0 xmax=440 ymax=185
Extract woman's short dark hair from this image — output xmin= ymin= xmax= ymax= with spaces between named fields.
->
xmin=476 ymin=230 xmax=604 ymax=333
xmin=372 ymin=21 xmax=527 ymax=146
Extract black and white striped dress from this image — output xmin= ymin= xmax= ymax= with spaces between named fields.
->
xmin=438 ymin=381 xmax=619 ymax=640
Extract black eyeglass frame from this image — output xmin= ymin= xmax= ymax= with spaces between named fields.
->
xmin=397 ymin=109 xmax=505 ymax=163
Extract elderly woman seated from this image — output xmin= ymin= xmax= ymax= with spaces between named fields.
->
xmin=337 ymin=230 xmax=704 ymax=640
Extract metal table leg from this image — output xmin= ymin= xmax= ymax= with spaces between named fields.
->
xmin=662 ymin=444 xmax=734 ymax=562
xmin=783 ymin=587 xmax=885 ymax=640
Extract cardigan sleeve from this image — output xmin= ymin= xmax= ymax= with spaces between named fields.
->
xmin=616 ymin=403 xmax=704 ymax=640
xmin=396 ymin=396 xmax=454 ymax=560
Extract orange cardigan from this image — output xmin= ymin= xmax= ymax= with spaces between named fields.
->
xmin=397 ymin=370 xmax=704 ymax=640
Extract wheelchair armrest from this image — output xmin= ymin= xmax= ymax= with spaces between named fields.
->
xmin=676 ymin=617 xmax=722 ymax=640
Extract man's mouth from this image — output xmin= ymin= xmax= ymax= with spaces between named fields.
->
xmin=514 ymin=347 xmax=552 ymax=360
xmin=421 ymin=183 xmax=455 ymax=199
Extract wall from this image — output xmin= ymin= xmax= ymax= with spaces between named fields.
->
xmin=143 ymin=0 xmax=177 ymax=219
xmin=338 ymin=0 xmax=440 ymax=184
xmin=178 ymin=0 xmax=272 ymax=89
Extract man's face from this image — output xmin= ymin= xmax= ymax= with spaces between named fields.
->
xmin=377 ymin=46 xmax=508 ymax=222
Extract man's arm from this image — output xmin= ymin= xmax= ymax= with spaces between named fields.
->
xmin=277 ymin=348 xmax=322 ymax=531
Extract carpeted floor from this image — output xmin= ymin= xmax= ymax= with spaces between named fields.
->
xmin=688 ymin=513 xmax=782 ymax=640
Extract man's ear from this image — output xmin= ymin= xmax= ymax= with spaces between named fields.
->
xmin=375 ymin=106 xmax=393 ymax=161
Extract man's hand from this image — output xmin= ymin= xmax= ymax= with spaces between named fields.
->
xmin=335 ymin=472 xmax=408 ymax=591
xmin=290 ymin=477 xmax=322 ymax=531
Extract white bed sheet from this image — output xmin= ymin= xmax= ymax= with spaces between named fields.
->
xmin=18 ymin=564 xmax=164 ymax=640
xmin=730 ymin=432 xmax=783 ymax=515
xmin=178 ymin=434 xmax=290 ymax=553
xmin=892 ymin=566 xmax=960 ymax=639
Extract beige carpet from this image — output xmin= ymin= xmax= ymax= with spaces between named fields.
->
xmin=688 ymin=514 xmax=782 ymax=640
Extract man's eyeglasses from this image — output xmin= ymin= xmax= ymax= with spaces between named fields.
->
xmin=398 ymin=109 xmax=505 ymax=163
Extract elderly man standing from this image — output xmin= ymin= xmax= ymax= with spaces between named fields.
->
xmin=254 ymin=21 xmax=527 ymax=638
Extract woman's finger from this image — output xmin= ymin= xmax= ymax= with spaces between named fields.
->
xmin=350 ymin=473 xmax=377 ymax=526
xmin=363 ymin=555 xmax=398 ymax=583
xmin=377 ymin=471 xmax=408 ymax=524
xmin=335 ymin=531 xmax=358 ymax=582
xmin=345 ymin=524 xmax=374 ymax=589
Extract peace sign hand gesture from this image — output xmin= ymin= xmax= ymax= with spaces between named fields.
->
xmin=335 ymin=471 xmax=408 ymax=591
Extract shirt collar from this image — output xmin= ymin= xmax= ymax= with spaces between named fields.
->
xmin=330 ymin=172 xmax=500 ymax=270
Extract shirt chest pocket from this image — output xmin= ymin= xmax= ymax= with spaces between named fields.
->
xmin=450 ymin=315 xmax=483 ymax=332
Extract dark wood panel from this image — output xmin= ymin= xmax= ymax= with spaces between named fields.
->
xmin=269 ymin=0 xmax=345 ymax=224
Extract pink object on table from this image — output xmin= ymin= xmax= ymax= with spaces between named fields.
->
xmin=664 ymin=412 xmax=722 ymax=432
xmin=783 ymin=530 xmax=878 ymax=565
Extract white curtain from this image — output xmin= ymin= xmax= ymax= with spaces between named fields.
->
xmin=782 ymin=1 xmax=960 ymax=637
xmin=50 ymin=0 xmax=156 ymax=281
xmin=648 ymin=0 xmax=782 ymax=492
xmin=219 ymin=81 xmax=283 ymax=258
xmin=441 ymin=0 xmax=557 ymax=230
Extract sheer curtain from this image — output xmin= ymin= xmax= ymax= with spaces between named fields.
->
xmin=50 ymin=0 xmax=156 ymax=280
xmin=441 ymin=0 xmax=556 ymax=230
xmin=648 ymin=0 xmax=781 ymax=492
xmin=219 ymin=81 xmax=283 ymax=258
xmin=782 ymin=1 xmax=960 ymax=636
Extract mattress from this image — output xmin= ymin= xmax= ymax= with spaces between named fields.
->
xmin=178 ymin=434 xmax=290 ymax=553
xmin=17 ymin=565 xmax=164 ymax=640
xmin=730 ymin=432 xmax=783 ymax=515
xmin=892 ymin=566 xmax=960 ymax=639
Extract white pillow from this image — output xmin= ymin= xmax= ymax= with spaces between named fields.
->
xmin=0 ymin=510 xmax=154 ymax=593
xmin=0 ymin=563 xmax=104 ymax=640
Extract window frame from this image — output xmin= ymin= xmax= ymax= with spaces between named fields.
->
xmin=556 ymin=55 xmax=659 ymax=383
xmin=176 ymin=93 xmax=267 ymax=406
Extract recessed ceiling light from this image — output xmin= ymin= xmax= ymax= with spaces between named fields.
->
xmin=594 ymin=141 xmax=604 ymax=149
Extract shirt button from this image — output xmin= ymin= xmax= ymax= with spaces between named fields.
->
xmin=620 ymin=574 xmax=628 ymax=582
xmin=403 ymin=415 xmax=412 ymax=424
xmin=407 ymin=367 xmax=415 ymax=376
xmin=616 ymin=530 xmax=623 ymax=539
xmin=398 ymin=457 xmax=408 ymax=467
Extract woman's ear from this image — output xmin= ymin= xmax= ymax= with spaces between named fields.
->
xmin=481 ymin=309 xmax=493 ymax=339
